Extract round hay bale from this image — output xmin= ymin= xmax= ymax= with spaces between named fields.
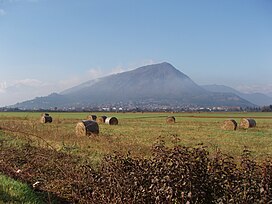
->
xmin=105 ymin=117 xmax=118 ymax=125
xmin=87 ymin=114 xmax=97 ymax=121
xmin=221 ymin=119 xmax=237 ymax=130
xmin=97 ymin=116 xmax=107 ymax=123
xmin=166 ymin=116 xmax=175 ymax=123
xmin=75 ymin=120 xmax=99 ymax=136
xmin=41 ymin=113 xmax=49 ymax=117
xmin=240 ymin=118 xmax=256 ymax=129
xmin=40 ymin=115 xmax=53 ymax=123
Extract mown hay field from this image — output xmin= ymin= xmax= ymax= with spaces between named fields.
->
xmin=1 ymin=111 xmax=272 ymax=162
xmin=1 ymin=111 xmax=272 ymax=203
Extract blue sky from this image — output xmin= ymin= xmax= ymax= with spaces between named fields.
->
xmin=0 ymin=0 xmax=272 ymax=106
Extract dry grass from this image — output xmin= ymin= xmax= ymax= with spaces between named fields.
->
xmin=1 ymin=111 xmax=272 ymax=203
xmin=0 ymin=112 xmax=272 ymax=163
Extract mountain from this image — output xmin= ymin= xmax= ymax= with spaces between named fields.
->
xmin=10 ymin=62 xmax=255 ymax=109
xmin=202 ymin=84 xmax=272 ymax=106
xmin=61 ymin=62 xmax=206 ymax=102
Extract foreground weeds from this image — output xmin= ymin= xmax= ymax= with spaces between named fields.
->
xmin=0 ymin=173 xmax=60 ymax=204
xmin=0 ymin=141 xmax=272 ymax=203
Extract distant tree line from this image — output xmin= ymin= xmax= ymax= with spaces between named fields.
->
xmin=261 ymin=105 xmax=272 ymax=112
xmin=1 ymin=105 xmax=272 ymax=112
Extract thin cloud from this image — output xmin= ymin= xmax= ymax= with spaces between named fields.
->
xmin=57 ymin=67 xmax=127 ymax=92
xmin=0 ymin=81 xmax=7 ymax=93
xmin=3 ymin=0 xmax=39 ymax=2
xmin=104 ymin=60 xmax=159 ymax=76
xmin=125 ymin=59 xmax=155 ymax=70
xmin=86 ymin=60 xmax=160 ymax=79
xmin=142 ymin=59 xmax=156 ymax=66
xmin=0 ymin=75 xmax=98 ymax=106
xmin=0 ymin=9 xmax=6 ymax=16
xmin=0 ymin=0 xmax=40 ymax=16
xmin=87 ymin=68 xmax=104 ymax=79
xmin=87 ymin=66 xmax=127 ymax=79
xmin=236 ymin=84 xmax=272 ymax=94
xmin=0 ymin=78 xmax=61 ymax=106
xmin=13 ymin=78 xmax=44 ymax=87
xmin=58 ymin=77 xmax=83 ymax=90
xmin=109 ymin=66 xmax=127 ymax=75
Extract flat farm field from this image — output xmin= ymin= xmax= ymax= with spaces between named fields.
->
xmin=1 ymin=111 xmax=271 ymax=162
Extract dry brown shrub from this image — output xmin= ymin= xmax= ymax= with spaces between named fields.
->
xmin=1 ymin=141 xmax=272 ymax=203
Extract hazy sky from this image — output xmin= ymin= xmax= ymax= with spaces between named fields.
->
xmin=0 ymin=0 xmax=272 ymax=106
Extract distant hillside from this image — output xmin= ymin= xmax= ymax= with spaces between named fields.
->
xmin=61 ymin=62 xmax=205 ymax=102
xmin=202 ymin=84 xmax=272 ymax=106
xmin=10 ymin=62 xmax=255 ymax=109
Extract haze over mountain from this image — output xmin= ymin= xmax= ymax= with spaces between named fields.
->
xmin=202 ymin=84 xmax=272 ymax=106
xmin=62 ymin=62 xmax=205 ymax=101
xmin=10 ymin=62 xmax=255 ymax=109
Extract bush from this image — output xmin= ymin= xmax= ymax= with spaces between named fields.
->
xmin=0 ymin=142 xmax=272 ymax=203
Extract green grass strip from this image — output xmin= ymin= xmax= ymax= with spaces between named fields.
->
xmin=0 ymin=174 xmax=48 ymax=204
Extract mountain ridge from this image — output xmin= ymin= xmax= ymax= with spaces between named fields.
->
xmin=62 ymin=62 xmax=206 ymax=102
xmin=202 ymin=84 xmax=272 ymax=106
xmin=9 ymin=62 xmax=256 ymax=109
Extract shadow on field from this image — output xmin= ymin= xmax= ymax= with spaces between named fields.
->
xmin=0 ymin=189 xmax=21 ymax=203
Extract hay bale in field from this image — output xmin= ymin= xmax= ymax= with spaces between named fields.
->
xmin=240 ymin=118 xmax=256 ymax=129
xmin=87 ymin=114 xmax=97 ymax=121
xmin=105 ymin=117 xmax=118 ymax=125
xmin=41 ymin=113 xmax=50 ymax=116
xmin=166 ymin=116 xmax=175 ymax=123
xmin=97 ymin=116 xmax=107 ymax=123
xmin=221 ymin=119 xmax=237 ymax=130
xmin=40 ymin=114 xmax=52 ymax=123
xmin=75 ymin=120 xmax=99 ymax=136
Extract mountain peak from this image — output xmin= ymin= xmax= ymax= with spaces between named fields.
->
xmin=127 ymin=62 xmax=189 ymax=80
xmin=157 ymin=61 xmax=175 ymax=67
xmin=148 ymin=61 xmax=173 ymax=67
xmin=10 ymin=62 xmax=256 ymax=109
xmin=137 ymin=62 xmax=176 ymax=70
